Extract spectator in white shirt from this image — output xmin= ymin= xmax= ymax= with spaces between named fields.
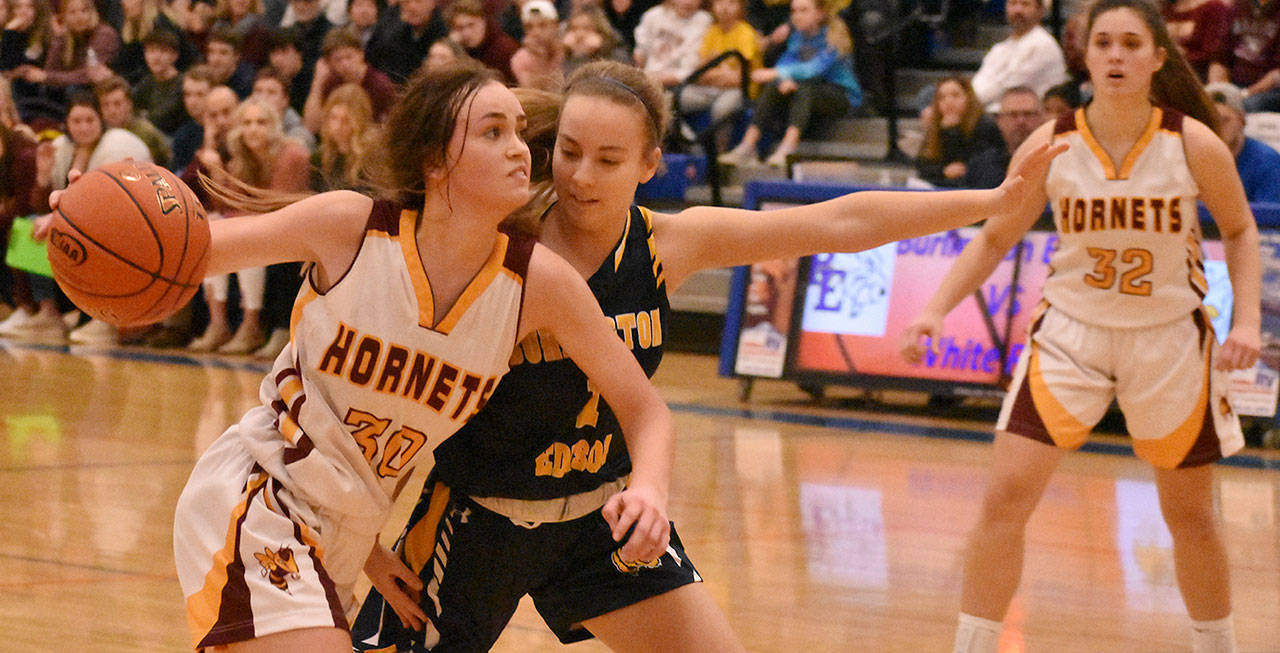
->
xmin=969 ymin=0 xmax=1068 ymax=110
xmin=633 ymin=0 xmax=712 ymax=88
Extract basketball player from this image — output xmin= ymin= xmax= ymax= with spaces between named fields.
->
xmin=898 ymin=1 xmax=1261 ymax=651
xmin=53 ymin=62 xmax=682 ymax=652
xmin=351 ymin=60 xmax=1066 ymax=652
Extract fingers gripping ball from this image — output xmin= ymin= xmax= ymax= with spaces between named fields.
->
xmin=47 ymin=160 xmax=211 ymax=327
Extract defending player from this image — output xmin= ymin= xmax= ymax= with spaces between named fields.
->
xmin=898 ymin=1 xmax=1260 ymax=651
xmin=351 ymin=60 xmax=1066 ymax=651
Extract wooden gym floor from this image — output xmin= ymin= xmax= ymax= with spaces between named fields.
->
xmin=1 ymin=342 xmax=1278 ymax=652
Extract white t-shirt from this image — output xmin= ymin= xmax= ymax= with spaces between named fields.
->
xmin=970 ymin=25 xmax=1068 ymax=110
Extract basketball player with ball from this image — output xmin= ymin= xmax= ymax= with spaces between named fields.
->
xmin=43 ymin=62 xmax=679 ymax=652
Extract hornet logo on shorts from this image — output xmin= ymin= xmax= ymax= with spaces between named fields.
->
xmin=610 ymin=550 xmax=662 ymax=574
xmin=255 ymin=546 xmax=301 ymax=592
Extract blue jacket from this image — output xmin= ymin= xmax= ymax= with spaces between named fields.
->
xmin=1237 ymin=137 xmax=1280 ymax=203
xmin=774 ymin=25 xmax=862 ymax=108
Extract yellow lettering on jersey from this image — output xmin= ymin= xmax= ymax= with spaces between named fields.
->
xmin=615 ymin=312 xmax=637 ymax=348
xmin=538 ymin=331 xmax=566 ymax=362
xmin=534 ymin=434 xmax=613 ymax=477
xmin=636 ymin=311 xmax=652 ymax=348
xmin=520 ymin=333 xmax=543 ymax=364
xmin=576 ymin=381 xmax=601 ymax=428
xmin=509 ymin=330 xmax=567 ymax=368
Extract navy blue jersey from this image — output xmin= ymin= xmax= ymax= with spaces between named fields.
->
xmin=432 ymin=206 xmax=669 ymax=499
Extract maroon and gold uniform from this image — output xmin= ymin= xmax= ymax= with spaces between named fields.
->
xmin=174 ymin=201 xmax=534 ymax=649
xmin=996 ymin=108 xmax=1244 ymax=468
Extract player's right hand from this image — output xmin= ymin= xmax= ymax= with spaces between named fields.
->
xmin=602 ymin=483 xmax=670 ymax=564
xmin=899 ymin=312 xmax=944 ymax=365
xmin=363 ymin=543 xmax=427 ymax=631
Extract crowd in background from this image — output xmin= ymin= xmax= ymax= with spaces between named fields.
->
xmin=0 ymin=0 xmax=1277 ymax=351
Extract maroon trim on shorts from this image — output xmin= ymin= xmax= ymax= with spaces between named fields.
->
xmin=196 ymin=479 xmax=269 ymax=648
xmin=292 ymin=519 xmax=350 ymax=631
xmin=1003 ymin=367 xmax=1056 ymax=446
xmin=1001 ymin=309 xmax=1057 ymax=446
xmin=1179 ymin=396 xmax=1224 ymax=468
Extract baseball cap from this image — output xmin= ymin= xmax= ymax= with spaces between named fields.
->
xmin=521 ymin=0 xmax=558 ymax=23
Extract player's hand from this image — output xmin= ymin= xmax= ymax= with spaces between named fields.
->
xmin=899 ymin=311 xmax=944 ymax=365
xmin=601 ymin=483 xmax=670 ymax=564
xmin=994 ymin=141 xmax=1068 ymax=217
xmin=36 ymin=169 xmax=81 ymax=241
xmin=363 ymin=543 xmax=427 ymax=631
xmin=1218 ymin=325 xmax=1261 ymax=371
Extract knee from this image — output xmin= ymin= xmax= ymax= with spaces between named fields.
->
xmin=976 ymin=477 xmax=1044 ymax=527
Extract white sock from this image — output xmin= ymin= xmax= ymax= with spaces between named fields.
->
xmin=1191 ymin=615 xmax=1237 ymax=653
xmin=954 ymin=613 xmax=1001 ymax=653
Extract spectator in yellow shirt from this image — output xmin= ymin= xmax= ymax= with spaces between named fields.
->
xmin=676 ymin=0 xmax=761 ymax=147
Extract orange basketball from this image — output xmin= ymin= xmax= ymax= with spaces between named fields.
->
xmin=47 ymin=160 xmax=211 ymax=327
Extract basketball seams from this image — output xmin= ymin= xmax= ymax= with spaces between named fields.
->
xmin=98 ymin=166 xmax=166 ymax=268
xmin=49 ymin=161 xmax=210 ymax=326
xmin=54 ymin=205 xmax=198 ymax=287
xmin=136 ymin=171 xmax=203 ymax=323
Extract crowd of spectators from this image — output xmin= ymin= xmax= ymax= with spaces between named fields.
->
xmin=0 ymin=0 xmax=1276 ymax=352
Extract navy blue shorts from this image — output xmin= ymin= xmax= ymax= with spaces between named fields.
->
xmin=351 ymin=482 xmax=701 ymax=652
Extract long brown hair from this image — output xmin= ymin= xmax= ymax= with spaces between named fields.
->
xmin=206 ymin=60 xmax=500 ymax=213
xmin=1086 ymin=0 xmax=1219 ymax=133
xmin=920 ymin=76 xmax=983 ymax=161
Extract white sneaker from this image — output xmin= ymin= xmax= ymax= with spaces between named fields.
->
xmin=253 ymin=328 xmax=290 ymax=360
xmin=764 ymin=148 xmax=794 ymax=168
xmin=10 ymin=311 xmax=68 ymax=343
xmin=69 ymin=318 xmax=119 ymax=345
xmin=718 ymin=144 xmax=757 ymax=167
xmin=0 ymin=307 xmax=35 ymax=337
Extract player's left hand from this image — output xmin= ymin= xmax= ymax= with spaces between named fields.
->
xmin=996 ymin=141 xmax=1068 ymax=217
xmin=35 ymin=169 xmax=82 ymax=241
xmin=363 ymin=543 xmax=427 ymax=631
xmin=601 ymin=483 xmax=670 ymax=564
xmin=1218 ymin=325 xmax=1260 ymax=371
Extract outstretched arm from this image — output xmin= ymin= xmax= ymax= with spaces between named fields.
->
xmin=1185 ymin=119 xmax=1261 ymax=371
xmin=654 ymin=140 xmax=1066 ymax=289
xmin=520 ymin=245 xmax=675 ymax=564
xmin=898 ymin=125 xmax=1057 ymax=364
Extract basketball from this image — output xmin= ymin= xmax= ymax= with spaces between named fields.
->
xmin=46 ymin=160 xmax=211 ymax=327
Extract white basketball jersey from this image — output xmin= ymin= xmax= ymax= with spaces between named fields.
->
xmin=1042 ymin=107 xmax=1206 ymax=328
xmin=235 ymin=200 xmax=532 ymax=525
